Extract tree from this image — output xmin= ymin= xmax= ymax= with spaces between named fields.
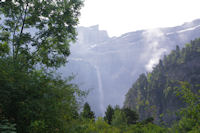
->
xmin=142 ymin=117 xmax=154 ymax=124
xmin=122 ymin=108 xmax=139 ymax=125
xmin=0 ymin=0 xmax=84 ymax=132
xmin=0 ymin=58 xmax=85 ymax=132
xmin=0 ymin=0 xmax=83 ymax=68
xmin=172 ymin=82 xmax=200 ymax=132
xmin=104 ymin=105 xmax=114 ymax=125
xmin=81 ymin=102 xmax=95 ymax=120
xmin=111 ymin=108 xmax=127 ymax=127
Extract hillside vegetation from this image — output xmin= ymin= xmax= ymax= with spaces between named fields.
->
xmin=124 ymin=38 xmax=200 ymax=125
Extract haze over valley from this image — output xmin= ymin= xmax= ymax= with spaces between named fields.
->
xmin=60 ymin=19 xmax=200 ymax=116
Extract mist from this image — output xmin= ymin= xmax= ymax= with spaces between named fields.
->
xmin=59 ymin=19 xmax=200 ymax=116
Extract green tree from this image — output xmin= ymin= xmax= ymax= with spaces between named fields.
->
xmin=104 ymin=105 xmax=114 ymax=125
xmin=124 ymin=38 xmax=200 ymax=125
xmin=0 ymin=58 xmax=85 ymax=132
xmin=111 ymin=108 xmax=127 ymax=127
xmin=0 ymin=0 xmax=83 ymax=68
xmin=172 ymin=82 xmax=200 ymax=132
xmin=142 ymin=117 xmax=154 ymax=124
xmin=0 ymin=0 xmax=84 ymax=132
xmin=81 ymin=102 xmax=95 ymax=120
xmin=82 ymin=117 xmax=120 ymax=133
xmin=122 ymin=108 xmax=139 ymax=125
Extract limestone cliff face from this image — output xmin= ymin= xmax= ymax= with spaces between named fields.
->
xmin=77 ymin=25 xmax=109 ymax=45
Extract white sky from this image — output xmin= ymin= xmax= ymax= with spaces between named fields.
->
xmin=79 ymin=0 xmax=200 ymax=37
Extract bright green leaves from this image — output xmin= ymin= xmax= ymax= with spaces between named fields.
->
xmin=0 ymin=30 xmax=11 ymax=57
xmin=0 ymin=31 xmax=10 ymax=42
xmin=176 ymin=82 xmax=198 ymax=106
xmin=0 ymin=0 xmax=83 ymax=68
xmin=0 ymin=42 xmax=10 ymax=56
xmin=172 ymin=82 xmax=200 ymax=132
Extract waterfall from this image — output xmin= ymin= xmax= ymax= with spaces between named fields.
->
xmin=94 ymin=65 xmax=105 ymax=115
xmin=68 ymin=58 xmax=105 ymax=115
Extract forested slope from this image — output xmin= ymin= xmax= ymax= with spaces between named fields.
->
xmin=124 ymin=38 xmax=200 ymax=125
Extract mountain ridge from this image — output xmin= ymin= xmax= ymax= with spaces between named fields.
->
xmin=60 ymin=18 xmax=200 ymax=116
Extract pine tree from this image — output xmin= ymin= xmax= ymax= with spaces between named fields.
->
xmin=81 ymin=102 xmax=95 ymax=120
xmin=104 ymin=105 xmax=114 ymax=124
xmin=122 ymin=108 xmax=139 ymax=124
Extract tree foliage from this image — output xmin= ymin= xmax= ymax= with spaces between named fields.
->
xmin=0 ymin=57 xmax=85 ymax=132
xmin=81 ymin=102 xmax=95 ymax=120
xmin=171 ymin=82 xmax=200 ymax=132
xmin=104 ymin=105 xmax=114 ymax=124
xmin=122 ymin=108 xmax=139 ymax=125
xmin=111 ymin=108 xmax=127 ymax=127
xmin=0 ymin=0 xmax=83 ymax=68
xmin=0 ymin=0 xmax=84 ymax=132
xmin=124 ymin=38 xmax=200 ymax=124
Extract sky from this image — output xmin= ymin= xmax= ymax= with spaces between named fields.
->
xmin=79 ymin=0 xmax=200 ymax=37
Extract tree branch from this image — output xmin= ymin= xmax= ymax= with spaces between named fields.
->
xmin=15 ymin=2 xmax=29 ymax=60
xmin=12 ymin=13 xmax=23 ymax=59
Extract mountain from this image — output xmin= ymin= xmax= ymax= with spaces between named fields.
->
xmin=124 ymin=38 xmax=200 ymax=125
xmin=59 ymin=19 xmax=200 ymax=116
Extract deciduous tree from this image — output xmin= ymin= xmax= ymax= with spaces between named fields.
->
xmin=0 ymin=0 xmax=83 ymax=68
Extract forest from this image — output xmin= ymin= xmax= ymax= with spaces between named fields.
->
xmin=0 ymin=0 xmax=200 ymax=133
xmin=124 ymin=39 xmax=200 ymax=126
